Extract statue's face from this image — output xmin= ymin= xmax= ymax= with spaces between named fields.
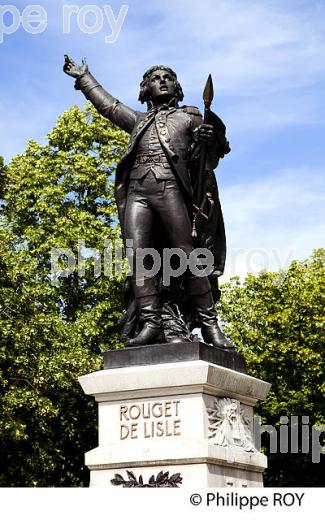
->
xmin=147 ymin=68 xmax=176 ymax=102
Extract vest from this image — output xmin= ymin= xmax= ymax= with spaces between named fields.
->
xmin=130 ymin=116 xmax=175 ymax=181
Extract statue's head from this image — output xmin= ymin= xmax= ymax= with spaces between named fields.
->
xmin=138 ymin=65 xmax=184 ymax=105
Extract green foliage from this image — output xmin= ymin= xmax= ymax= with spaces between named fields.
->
xmin=218 ymin=249 xmax=325 ymax=486
xmin=0 ymin=155 xmax=6 ymax=199
xmin=0 ymin=104 xmax=128 ymax=486
xmin=1 ymin=104 xmax=323 ymax=487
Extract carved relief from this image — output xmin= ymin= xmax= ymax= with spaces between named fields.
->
xmin=111 ymin=470 xmax=183 ymax=487
xmin=207 ymin=398 xmax=256 ymax=451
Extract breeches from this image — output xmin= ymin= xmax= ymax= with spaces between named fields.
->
xmin=125 ymin=172 xmax=193 ymax=254
xmin=124 ymin=172 xmax=211 ymax=296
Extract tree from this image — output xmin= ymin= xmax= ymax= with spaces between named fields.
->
xmin=1 ymin=103 xmax=323 ymax=486
xmin=0 ymin=104 xmax=128 ymax=486
xmin=218 ymin=249 xmax=325 ymax=485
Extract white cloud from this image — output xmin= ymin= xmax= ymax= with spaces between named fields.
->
xmin=220 ymin=167 xmax=325 ymax=278
xmin=1 ymin=0 xmax=324 ymax=279
xmin=2 ymin=0 xmax=324 ymax=164
xmin=49 ymin=0 xmax=325 ymax=95
xmin=152 ymin=0 xmax=325 ymax=93
xmin=78 ymin=0 xmax=325 ymax=129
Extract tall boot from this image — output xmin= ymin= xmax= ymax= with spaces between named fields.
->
xmin=125 ymin=278 xmax=162 ymax=347
xmin=196 ymin=293 xmax=235 ymax=349
xmin=187 ymin=277 xmax=235 ymax=350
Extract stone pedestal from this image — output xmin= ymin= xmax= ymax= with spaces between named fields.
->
xmin=79 ymin=343 xmax=271 ymax=488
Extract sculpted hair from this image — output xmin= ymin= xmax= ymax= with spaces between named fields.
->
xmin=138 ymin=65 xmax=184 ymax=104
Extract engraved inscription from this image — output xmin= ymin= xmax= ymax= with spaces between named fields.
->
xmin=119 ymin=400 xmax=181 ymax=440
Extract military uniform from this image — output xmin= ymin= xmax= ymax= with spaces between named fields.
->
xmin=75 ymin=71 xmax=233 ymax=348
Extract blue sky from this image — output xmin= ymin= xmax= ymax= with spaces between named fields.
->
xmin=1 ymin=0 xmax=324 ymax=278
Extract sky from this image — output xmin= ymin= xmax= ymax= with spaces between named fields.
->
xmin=0 ymin=0 xmax=324 ymax=279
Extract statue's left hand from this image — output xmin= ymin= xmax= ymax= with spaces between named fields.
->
xmin=195 ymin=124 xmax=215 ymax=145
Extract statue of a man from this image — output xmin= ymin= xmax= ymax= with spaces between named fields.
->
xmin=63 ymin=56 xmax=234 ymax=350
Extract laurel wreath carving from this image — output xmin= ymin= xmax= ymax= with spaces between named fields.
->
xmin=111 ymin=470 xmax=183 ymax=488
xmin=161 ymin=303 xmax=193 ymax=342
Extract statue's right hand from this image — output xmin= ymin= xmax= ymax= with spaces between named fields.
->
xmin=63 ymin=55 xmax=89 ymax=79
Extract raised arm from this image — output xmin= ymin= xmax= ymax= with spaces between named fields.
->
xmin=63 ymin=55 xmax=137 ymax=134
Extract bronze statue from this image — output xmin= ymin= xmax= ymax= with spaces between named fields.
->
xmin=63 ymin=56 xmax=234 ymax=350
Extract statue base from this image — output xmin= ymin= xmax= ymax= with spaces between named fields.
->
xmin=79 ymin=343 xmax=271 ymax=487
xmin=104 ymin=341 xmax=246 ymax=373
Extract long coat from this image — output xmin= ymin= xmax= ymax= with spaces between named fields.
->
xmin=75 ymin=72 xmax=230 ymax=276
